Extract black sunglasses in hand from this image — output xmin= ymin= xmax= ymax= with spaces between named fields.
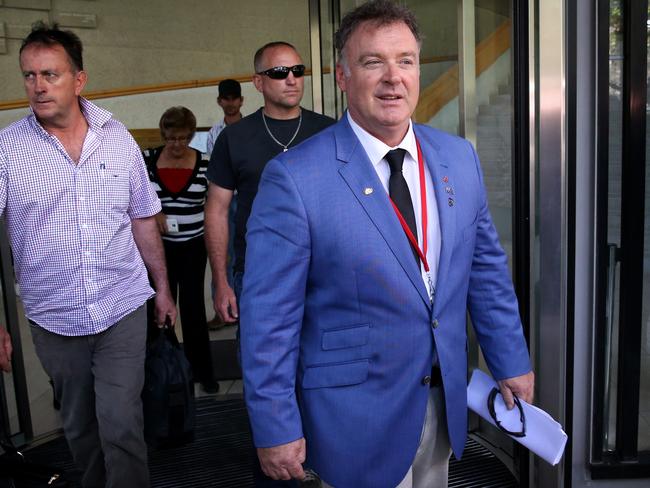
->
xmin=257 ymin=64 xmax=306 ymax=80
xmin=487 ymin=387 xmax=527 ymax=438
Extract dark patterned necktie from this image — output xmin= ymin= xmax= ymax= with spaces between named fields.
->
xmin=385 ymin=149 xmax=419 ymax=266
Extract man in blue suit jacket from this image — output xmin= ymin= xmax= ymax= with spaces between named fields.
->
xmin=241 ymin=1 xmax=534 ymax=487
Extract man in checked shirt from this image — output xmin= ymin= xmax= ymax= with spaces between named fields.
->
xmin=0 ymin=23 xmax=176 ymax=488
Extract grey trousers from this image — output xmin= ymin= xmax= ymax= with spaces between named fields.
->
xmin=322 ymin=386 xmax=451 ymax=488
xmin=31 ymin=306 xmax=149 ymax=488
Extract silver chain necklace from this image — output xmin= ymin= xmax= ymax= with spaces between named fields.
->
xmin=262 ymin=109 xmax=302 ymax=152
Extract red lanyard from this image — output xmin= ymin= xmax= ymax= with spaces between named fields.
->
xmin=389 ymin=140 xmax=429 ymax=272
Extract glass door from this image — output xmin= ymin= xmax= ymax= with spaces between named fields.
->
xmin=592 ymin=0 xmax=650 ymax=478
xmin=0 ymin=221 xmax=62 ymax=446
xmin=315 ymin=0 xmax=531 ymax=483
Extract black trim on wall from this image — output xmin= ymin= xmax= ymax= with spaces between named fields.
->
xmin=592 ymin=0 xmax=650 ymax=476
xmin=591 ymin=0 xmax=611 ymax=463
xmin=615 ymin=0 xmax=647 ymax=461
xmin=511 ymin=0 xmax=530 ymax=343
xmin=511 ymin=0 xmax=531 ymax=484
xmin=564 ymin=0 xmax=577 ymax=484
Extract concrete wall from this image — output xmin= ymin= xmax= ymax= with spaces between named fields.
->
xmin=0 ymin=0 xmax=511 ymax=131
xmin=0 ymin=0 xmax=310 ymax=100
xmin=0 ymin=77 xmax=318 ymax=131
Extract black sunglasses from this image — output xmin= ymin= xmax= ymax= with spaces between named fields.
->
xmin=487 ymin=387 xmax=527 ymax=438
xmin=257 ymin=64 xmax=306 ymax=80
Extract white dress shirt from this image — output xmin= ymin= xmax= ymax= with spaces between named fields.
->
xmin=347 ymin=112 xmax=441 ymax=298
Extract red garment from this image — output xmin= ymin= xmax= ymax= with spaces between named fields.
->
xmin=157 ymin=168 xmax=193 ymax=194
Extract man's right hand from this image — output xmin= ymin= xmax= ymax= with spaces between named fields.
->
xmin=257 ymin=438 xmax=306 ymax=481
xmin=213 ymin=282 xmax=238 ymax=323
xmin=0 ymin=326 xmax=13 ymax=373
xmin=154 ymin=212 xmax=168 ymax=234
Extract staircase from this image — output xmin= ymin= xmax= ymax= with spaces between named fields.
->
xmin=476 ymin=87 xmax=513 ymax=211
xmin=475 ymin=84 xmax=514 ymax=253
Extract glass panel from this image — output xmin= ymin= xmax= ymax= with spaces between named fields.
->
xmin=0 ymin=233 xmax=62 ymax=440
xmin=470 ymin=0 xmax=516 ymax=456
xmin=319 ymin=0 xmax=340 ymax=119
xmin=473 ymin=0 xmax=513 ymax=269
xmin=603 ymin=0 xmax=624 ymax=452
xmin=412 ymin=0 xmax=513 ymax=262
xmin=410 ymin=0 xmax=461 ymax=135
xmin=397 ymin=0 xmax=517 ymax=462
xmin=639 ymin=1 xmax=650 ymax=452
xmin=0 ymin=273 xmax=20 ymax=436
xmin=13 ymin=292 xmax=62 ymax=437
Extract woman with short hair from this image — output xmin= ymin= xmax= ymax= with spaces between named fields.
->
xmin=144 ymin=106 xmax=218 ymax=394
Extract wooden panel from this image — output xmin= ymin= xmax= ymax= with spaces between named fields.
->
xmin=130 ymin=126 xmax=209 ymax=151
xmin=130 ymin=128 xmax=163 ymax=151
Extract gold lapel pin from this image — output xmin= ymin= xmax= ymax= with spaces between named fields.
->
xmin=363 ymin=187 xmax=374 ymax=195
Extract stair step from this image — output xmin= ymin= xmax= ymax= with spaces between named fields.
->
xmin=478 ymin=104 xmax=511 ymax=116
xmin=490 ymin=93 xmax=512 ymax=106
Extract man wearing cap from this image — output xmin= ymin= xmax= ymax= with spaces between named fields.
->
xmin=205 ymin=79 xmax=244 ymax=329
xmin=206 ymin=78 xmax=244 ymax=157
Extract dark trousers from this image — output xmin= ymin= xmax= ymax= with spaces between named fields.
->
xmin=163 ymin=236 xmax=214 ymax=384
xmin=31 ymin=307 xmax=149 ymax=488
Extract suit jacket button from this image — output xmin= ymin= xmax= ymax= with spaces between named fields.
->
xmin=432 ymin=319 xmax=439 ymax=329
xmin=421 ymin=375 xmax=431 ymax=386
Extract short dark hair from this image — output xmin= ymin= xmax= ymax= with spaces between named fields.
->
xmin=335 ymin=0 xmax=421 ymax=62
xmin=159 ymin=106 xmax=197 ymax=139
xmin=253 ymin=41 xmax=298 ymax=73
xmin=20 ymin=21 xmax=84 ymax=71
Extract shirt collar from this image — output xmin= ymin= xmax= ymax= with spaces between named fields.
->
xmin=28 ymin=97 xmax=113 ymax=133
xmin=346 ymin=111 xmax=417 ymax=169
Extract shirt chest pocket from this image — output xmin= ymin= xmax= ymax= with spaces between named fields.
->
xmin=98 ymin=168 xmax=130 ymax=213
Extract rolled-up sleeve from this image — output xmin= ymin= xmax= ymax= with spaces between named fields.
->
xmin=127 ymin=139 xmax=161 ymax=219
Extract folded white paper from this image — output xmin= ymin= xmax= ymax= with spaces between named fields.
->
xmin=467 ymin=369 xmax=568 ymax=465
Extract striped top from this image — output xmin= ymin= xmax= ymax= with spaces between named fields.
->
xmin=144 ymin=146 xmax=209 ymax=242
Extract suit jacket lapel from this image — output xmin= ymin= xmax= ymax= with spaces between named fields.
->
xmin=414 ymin=126 xmax=456 ymax=315
xmin=335 ymin=119 xmax=431 ymax=308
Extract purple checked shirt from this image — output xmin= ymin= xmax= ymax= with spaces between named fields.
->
xmin=0 ymin=98 xmax=161 ymax=336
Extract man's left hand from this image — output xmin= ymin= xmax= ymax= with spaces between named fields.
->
xmin=154 ymin=288 xmax=177 ymax=327
xmin=498 ymin=371 xmax=534 ymax=409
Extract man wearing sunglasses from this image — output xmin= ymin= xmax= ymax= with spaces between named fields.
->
xmin=205 ymin=42 xmax=334 ymax=330
xmin=240 ymin=1 xmax=533 ymax=487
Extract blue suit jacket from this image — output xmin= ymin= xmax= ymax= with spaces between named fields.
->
xmin=241 ymin=116 xmax=531 ymax=488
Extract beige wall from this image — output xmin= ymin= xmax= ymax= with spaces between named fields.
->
xmin=0 ymin=0 xmax=510 ymax=130
xmin=0 ymin=77 xmax=318 ymax=131
xmin=0 ymin=0 xmax=311 ymax=101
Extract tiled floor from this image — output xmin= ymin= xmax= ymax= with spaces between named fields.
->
xmin=195 ymin=378 xmax=243 ymax=399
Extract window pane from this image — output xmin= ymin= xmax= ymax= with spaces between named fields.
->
xmin=603 ymin=0 xmax=624 ymax=452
